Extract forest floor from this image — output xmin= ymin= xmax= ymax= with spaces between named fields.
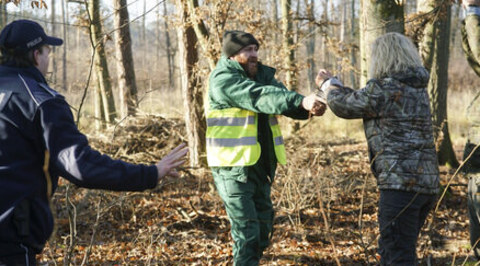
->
xmin=37 ymin=115 xmax=478 ymax=265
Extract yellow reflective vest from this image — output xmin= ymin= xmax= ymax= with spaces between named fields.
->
xmin=206 ymin=107 xmax=286 ymax=167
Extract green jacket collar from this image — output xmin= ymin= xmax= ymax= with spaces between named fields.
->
xmin=217 ymin=56 xmax=277 ymax=84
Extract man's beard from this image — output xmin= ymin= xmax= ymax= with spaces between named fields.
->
xmin=239 ymin=57 xmax=258 ymax=79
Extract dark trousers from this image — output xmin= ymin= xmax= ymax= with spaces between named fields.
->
xmin=467 ymin=174 xmax=480 ymax=259
xmin=0 ymin=244 xmax=36 ymax=266
xmin=378 ymin=190 xmax=435 ymax=266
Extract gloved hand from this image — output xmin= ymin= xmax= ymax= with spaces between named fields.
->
xmin=302 ymin=93 xmax=327 ymax=116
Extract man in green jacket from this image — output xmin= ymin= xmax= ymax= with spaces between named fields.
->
xmin=206 ymin=30 xmax=325 ymax=265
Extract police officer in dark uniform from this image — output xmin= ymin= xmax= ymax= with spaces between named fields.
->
xmin=0 ymin=20 xmax=188 ymax=265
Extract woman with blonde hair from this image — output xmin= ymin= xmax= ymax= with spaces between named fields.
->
xmin=316 ymin=32 xmax=440 ymax=265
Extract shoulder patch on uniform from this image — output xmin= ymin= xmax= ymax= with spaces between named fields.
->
xmin=0 ymin=91 xmax=12 ymax=111
xmin=38 ymin=83 xmax=59 ymax=97
xmin=18 ymin=74 xmax=59 ymax=106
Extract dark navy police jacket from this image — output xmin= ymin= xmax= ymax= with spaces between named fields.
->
xmin=0 ymin=65 xmax=158 ymax=254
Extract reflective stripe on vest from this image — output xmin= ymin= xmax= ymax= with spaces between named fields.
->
xmin=269 ymin=116 xmax=286 ymax=165
xmin=206 ymin=107 xmax=286 ymax=166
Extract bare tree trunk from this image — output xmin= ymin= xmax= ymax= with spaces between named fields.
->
xmin=281 ymin=0 xmax=297 ymax=91
xmin=305 ymin=0 xmax=316 ymax=92
xmin=322 ymin=0 xmax=330 ymax=68
xmin=176 ymin=0 xmax=206 ymax=167
xmin=360 ymin=0 xmax=404 ymax=85
xmin=0 ymin=2 xmax=7 ymax=30
xmin=340 ymin=0 xmax=347 ymax=82
xmin=142 ymin=0 xmax=147 ymax=70
xmin=281 ymin=0 xmax=300 ymax=133
xmin=51 ymin=0 xmax=57 ymax=84
xmin=350 ymin=0 xmax=358 ymax=89
xmin=61 ymin=0 xmax=67 ymax=91
xmin=155 ymin=0 xmax=160 ymax=73
xmin=164 ymin=1 xmax=175 ymax=89
xmin=88 ymin=0 xmax=117 ymax=124
xmin=186 ymin=0 xmax=216 ymax=71
xmin=272 ymin=0 xmax=279 ymax=45
xmin=114 ymin=0 xmax=138 ymax=118
xmin=418 ymin=1 xmax=459 ymax=167
xmin=94 ymin=79 xmax=105 ymax=130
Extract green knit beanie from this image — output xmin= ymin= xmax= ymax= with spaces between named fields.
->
xmin=222 ymin=30 xmax=259 ymax=58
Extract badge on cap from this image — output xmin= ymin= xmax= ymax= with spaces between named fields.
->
xmin=26 ymin=37 xmax=42 ymax=48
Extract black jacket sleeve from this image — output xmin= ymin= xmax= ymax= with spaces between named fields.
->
xmin=38 ymin=98 xmax=158 ymax=191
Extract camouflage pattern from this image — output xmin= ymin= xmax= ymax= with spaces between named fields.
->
xmin=462 ymin=13 xmax=480 ymax=146
xmin=462 ymin=11 xmax=480 ymax=260
xmin=326 ymin=66 xmax=440 ymax=195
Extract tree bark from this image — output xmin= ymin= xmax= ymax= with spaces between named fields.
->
xmin=418 ymin=1 xmax=459 ymax=167
xmin=164 ymin=1 xmax=175 ymax=89
xmin=305 ymin=0 xmax=316 ymax=92
xmin=61 ymin=0 xmax=67 ymax=91
xmin=0 ymin=2 xmax=6 ymax=29
xmin=51 ymin=0 xmax=57 ymax=83
xmin=281 ymin=0 xmax=297 ymax=91
xmin=186 ymin=0 xmax=217 ymax=71
xmin=113 ymin=0 xmax=138 ymax=118
xmin=176 ymin=0 xmax=206 ymax=167
xmin=88 ymin=0 xmax=117 ymax=124
xmin=350 ymin=0 xmax=358 ymax=89
xmin=360 ymin=0 xmax=404 ymax=85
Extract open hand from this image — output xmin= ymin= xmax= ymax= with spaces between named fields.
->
xmin=155 ymin=143 xmax=188 ymax=180
xmin=315 ymin=69 xmax=333 ymax=87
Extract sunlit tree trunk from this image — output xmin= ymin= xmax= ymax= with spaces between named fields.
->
xmin=360 ymin=0 xmax=404 ymax=85
xmin=50 ymin=0 xmax=57 ymax=84
xmin=281 ymin=0 xmax=300 ymax=133
xmin=281 ymin=0 xmax=296 ymax=91
xmin=305 ymin=0 xmax=316 ymax=92
xmin=350 ymin=0 xmax=358 ymax=89
xmin=88 ymin=0 xmax=117 ymax=125
xmin=114 ymin=0 xmax=138 ymax=117
xmin=142 ymin=0 xmax=147 ymax=70
xmin=164 ymin=1 xmax=175 ymax=89
xmin=176 ymin=0 xmax=206 ymax=167
xmin=94 ymin=80 xmax=105 ymax=130
xmin=186 ymin=0 xmax=216 ymax=71
xmin=321 ymin=0 xmax=330 ymax=68
xmin=418 ymin=0 xmax=459 ymax=167
xmin=0 ymin=2 xmax=6 ymax=28
xmin=61 ymin=0 xmax=67 ymax=91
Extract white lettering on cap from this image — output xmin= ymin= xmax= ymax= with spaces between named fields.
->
xmin=26 ymin=37 xmax=42 ymax=48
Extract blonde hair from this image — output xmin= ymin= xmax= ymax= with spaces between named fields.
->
xmin=368 ymin=32 xmax=423 ymax=79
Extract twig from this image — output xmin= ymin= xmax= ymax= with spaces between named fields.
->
xmin=318 ymin=190 xmax=341 ymax=266
xmin=75 ymin=0 xmax=97 ymax=126
xmin=80 ymin=197 xmax=102 ymax=266
xmin=64 ymin=184 xmax=77 ymax=266
xmin=357 ymin=173 xmax=369 ymax=230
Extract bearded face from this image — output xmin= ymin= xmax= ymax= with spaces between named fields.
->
xmin=237 ymin=55 xmax=258 ymax=79
xmin=230 ymin=44 xmax=259 ymax=79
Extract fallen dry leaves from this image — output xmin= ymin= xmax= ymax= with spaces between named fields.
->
xmin=37 ymin=115 xmax=477 ymax=265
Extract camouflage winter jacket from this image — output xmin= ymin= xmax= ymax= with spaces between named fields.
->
xmin=326 ymin=67 xmax=440 ymax=195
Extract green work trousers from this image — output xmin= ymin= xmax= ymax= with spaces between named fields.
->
xmin=212 ymin=167 xmax=274 ymax=266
